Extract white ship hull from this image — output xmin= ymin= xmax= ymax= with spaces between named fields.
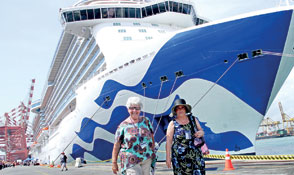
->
xmin=30 ymin=2 xmax=294 ymax=164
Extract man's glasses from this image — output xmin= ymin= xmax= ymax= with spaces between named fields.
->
xmin=128 ymin=106 xmax=141 ymax=110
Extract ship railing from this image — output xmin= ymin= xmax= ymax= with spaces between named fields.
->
xmin=74 ymin=0 xmax=165 ymax=6
xmin=44 ymin=38 xmax=95 ymax=118
xmin=74 ymin=0 xmax=196 ymax=6
xmin=46 ymin=91 xmax=76 ymax=126
xmin=75 ymin=51 xmax=156 ymax=90
xmin=60 ymin=0 xmax=198 ymax=25
xmin=75 ymin=62 xmax=107 ymax=90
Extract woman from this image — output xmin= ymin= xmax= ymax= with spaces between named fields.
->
xmin=112 ymin=96 xmax=156 ymax=175
xmin=166 ymin=99 xmax=206 ymax=175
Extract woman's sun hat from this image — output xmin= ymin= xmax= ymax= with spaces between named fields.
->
xmin=171 ymin=99 xmax=192 ymax=115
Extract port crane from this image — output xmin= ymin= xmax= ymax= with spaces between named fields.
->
xmin=0 ymin=79 xmax=35 ymax=162
xmin=259 ymin=117 xmax=281 ymax=136
xmin=278 ymin=101 xmax=294 ymax=135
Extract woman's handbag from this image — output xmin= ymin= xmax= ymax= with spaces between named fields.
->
xmin=187 ymin=114 xmax=210 ymax=155
xmin=201 ymin=143 xmax=210 ymax=155
xmin=193 ymin=137 xmax=204 ymax=147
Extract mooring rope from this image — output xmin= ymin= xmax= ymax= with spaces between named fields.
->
xmin=52 ymin=99 xmax=108 ymax=165
xmin=151 ymin=81 xmax=165 ymax=125
xmin=154 ymin=76 xmax=179 ymax=136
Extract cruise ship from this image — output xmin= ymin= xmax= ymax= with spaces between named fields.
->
xmin=30 ymin=0 xmax=294 ymax=164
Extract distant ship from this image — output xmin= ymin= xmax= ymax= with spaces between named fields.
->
xmin=30 ymin=0 xmax=294 ymax=163
xmin=257 ymin=129 xmax=293 ymax=140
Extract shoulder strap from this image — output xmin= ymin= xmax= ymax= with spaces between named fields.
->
xmin=143 ymin=117 xmax=151 ymax=130
xmin=187 ymin=114 xmax=197 ymax=135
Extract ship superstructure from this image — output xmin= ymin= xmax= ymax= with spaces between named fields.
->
xmin=30 ymin=0 xmax=294 ymax=164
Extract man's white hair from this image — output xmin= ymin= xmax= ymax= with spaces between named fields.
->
xmin=126 ymin=96 xmax=143 ymax=108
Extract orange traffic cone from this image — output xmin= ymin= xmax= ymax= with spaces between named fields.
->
xmin=224 ymin=148 xmax=235 ymax=171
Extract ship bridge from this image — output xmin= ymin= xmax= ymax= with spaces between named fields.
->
xmin=59 ymin=0 xmax=208 ymax=37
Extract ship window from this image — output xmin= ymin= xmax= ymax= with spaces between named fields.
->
xmin=73 ymin=10 xmax=81 ymax=21
xmin=113 ymin=22 xmax=121 ymax=26
xmin=123 ymin=36 xmax=132 ymax=40
xmin=165 ymin=1 xmax=170 ymax=11
xmin=195 ymin=18 xmax=200 ymax=25
xmin=87 ymin=9 xmax=94 ymax=19
xmin=65 ymin=11 xmax=73 ymax=22
xmin=133 ymin=22 xmax=141 ymax=26
xmin=102 ymin=8 xmax=108 ymax=18
xmin=169 ymin=1 xmax=173 ymax=11
xmin=182 ymin=4 xmax=188 ymax=14
xmin=109 ymin=8 xmax=115 ymax=18
xmin=145 ymin=36 xmax=153 ymax=40
xmin=116 ymin=8 xmax=123 ymax=18
xmin=63 ymin=12 xmax=66 ymax=19
xmin=118 ymin=29 xmax=126 ymax=33
xmin=195 ymin=18 xmax=199 ymax=25
xmin=152 ymin=4 xmax=159 ymax=15
xmin=139 ymin=29 xmax=147 ymax=33
xmin=63 ymin=12 xmax=67 ymax=22
xmin=159 ymin=2 xmax=166 ymax=13
xmin=185 ymin=5 xmax=191 ymax=14
xmin=178 ymin=3 xmax=183 ymax=13
xmin=94 ymin=8 xmax=101 ymax=19
xmin=129 ymin=8 xmax=136 ymax=18
xmin=80 ymin=10 xmax=87 ymax=20
xmin=172 ymin=2 xmax=179 ymax=12
xmin=142 ymin=7 xmax=147 ymax=18
xmin=123 ymin=8 xmax=129 ymax=18
xmin=158 ymin=30 xmax=166 ymax=33
xmin=146 ymin=6 xmax=153 ymax=16
xmin=136 ymin=8 xmax=141 ymax=18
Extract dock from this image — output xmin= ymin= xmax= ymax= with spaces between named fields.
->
xmin=1 ymin=160 xmax=294 ymax=175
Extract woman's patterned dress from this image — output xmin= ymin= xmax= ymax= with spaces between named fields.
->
xmin=172 ymin=119 xmax=205 ymax=175
xmin=115 ymin=117 xmax=156 ymax=174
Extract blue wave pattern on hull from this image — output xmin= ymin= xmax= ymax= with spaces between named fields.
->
xmin=72 ymin=138 xmax=114 ymax=161
xmin=201 ymin=120 xmax=252 ymax=152
xmin=71 ymin=101 xmax=171 ymax=160
xmin=71 ymin=10 xmax=293 ymax=160
xmin=71 ymin=97 xmax=252 ymax=160
xmin=95 ymin=10 xmax=292 ymax=115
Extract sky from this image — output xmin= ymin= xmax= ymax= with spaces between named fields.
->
xmin=0 ymin=0 xmax=293 ymax=128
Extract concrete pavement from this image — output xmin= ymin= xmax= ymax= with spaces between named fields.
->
xmin=1 ymin=160 xmax=294 ymax=175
